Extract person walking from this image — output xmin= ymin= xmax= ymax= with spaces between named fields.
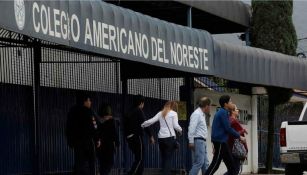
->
xmin=188 ymin=97 xmax=211 ymax=175
xmin=205 ymin=95 xmax=246 ymax=175
xmin=224 ymin=104 xmax=248 ymax=175
xmin=123 ymin=95 xmax=155 ymax=175
xmin=96 ymin=104 xmax=119 ymax=175
xmin=65 ymin=93 xmax=98 ymax=175
xmin=141 ymin=101 xmax=183 ymax=175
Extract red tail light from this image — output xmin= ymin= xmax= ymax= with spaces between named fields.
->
xmin=280 ymin=128 xmax=287 ymax=147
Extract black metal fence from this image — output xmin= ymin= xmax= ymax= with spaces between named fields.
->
xmin=0 ymin=28 xmax=191 ymax=174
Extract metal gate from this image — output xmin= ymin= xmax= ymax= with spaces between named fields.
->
xmin=0 ymin=28 xmax=190 ymax=174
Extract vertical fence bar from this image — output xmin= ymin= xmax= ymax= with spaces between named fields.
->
xmin=121 ymin=75 xmax=128 ymax=172
xmin=32 ymin=39 xmax=41 ymax=175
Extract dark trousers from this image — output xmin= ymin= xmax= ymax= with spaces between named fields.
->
xmin=127 ymin=135 xmax=144 ymax=175
xmin=224 ymin=157 xmax=241 ymax=175
xmin=158 ymin=137 xmax=175 ymax=175
xmin=233 ymin=157 xmax=242 ymax=174
xmin=97 ymin=144 xmax=115 ymax=175
xmin=74 ymin=141 xmax=96 ymax=175
xmin=205 ymin=142 xmax=236 ymax=175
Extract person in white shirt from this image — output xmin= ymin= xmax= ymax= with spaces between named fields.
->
xmin=188 ymin=97 xmax=211 ymax=175
xmin=141 ymin=101 xmax=182 ymax=175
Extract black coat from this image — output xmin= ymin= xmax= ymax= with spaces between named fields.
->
xmin=66 ymin=105 xmax=97 ymax=148
xmin=97 ymin=118 xmax=119 ymax=149
xmin=123 ymin=107 xmax=152 ymax=138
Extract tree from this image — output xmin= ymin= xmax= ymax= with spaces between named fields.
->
xmin=250 ymin=1 xmax=297 ymax=173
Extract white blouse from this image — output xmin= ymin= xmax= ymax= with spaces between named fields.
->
xmin=141 ymin=110 xmax=182 ymax=138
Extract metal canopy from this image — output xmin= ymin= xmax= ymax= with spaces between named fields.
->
xmin=0 ymin=0 xmax=306 ymax=90
xmin=105 ymin=0 xmax=251 ymax=34
xmin=214 ymin=40 xmax=307 ymax=90
xmin=175 ymin=0 xmax=251 ymax=30
xmin=0 ymin=0 xmax=214 ymax=75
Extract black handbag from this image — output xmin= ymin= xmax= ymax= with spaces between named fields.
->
xmin=163 ymin=116 xmax=180 ymax=149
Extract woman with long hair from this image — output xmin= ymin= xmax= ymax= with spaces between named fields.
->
xmin=224 ymin=104 xmax=248 ymax=175
xmin=141 ymin=101 xmax=183 ymax=175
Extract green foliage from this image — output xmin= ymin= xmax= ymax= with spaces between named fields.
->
xmin=251 ymin=1 xmax=297 ymax=56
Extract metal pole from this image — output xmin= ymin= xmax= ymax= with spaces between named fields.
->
xmin=186 ymin=6 xmax=194 ymax=112
xmin=187 ymin=7 xmax=192 ymax=28
xmin=32 ymin=39 xmax=41 ymax=175
xmin=185 ymin=6 xmax=194 ymax=172
xmin=245 ymin=29 xmax=251 ymax=46
xmin=121 ymin=74 xmax=128 ymax=173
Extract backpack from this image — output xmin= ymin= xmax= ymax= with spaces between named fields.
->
xmin=232 ymin=139 xmax=247 ymax=160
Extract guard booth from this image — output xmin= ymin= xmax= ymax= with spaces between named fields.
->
xmin=1 ymin=1 xmax=307 ymax=175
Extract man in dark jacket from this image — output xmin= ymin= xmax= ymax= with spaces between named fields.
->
xmin=123 ymin=95 xmax=155 ymax=175
xmin=66 ymin=93 xmax=98 ymax=175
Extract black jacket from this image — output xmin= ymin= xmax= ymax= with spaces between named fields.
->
xmin=123 ymin=107 xmax=152 ymax=138
xmin=66 ymin=105 xmax=97 ymax=148
xmin=97 ymin=119 xmax=119 ymax=148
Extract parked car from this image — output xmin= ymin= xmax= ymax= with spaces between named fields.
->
xmin=280 ymin=102 xmax=307 ymax=175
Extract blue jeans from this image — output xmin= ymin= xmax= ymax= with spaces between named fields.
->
xmin=189 ymin=139 xmax=209 ymax=175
